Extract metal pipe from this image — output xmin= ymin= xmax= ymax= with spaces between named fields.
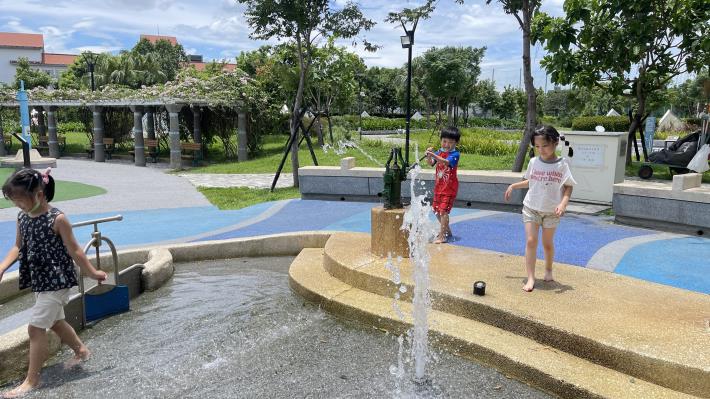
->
xmin=71 ymin=215 xmax=123 ymax=228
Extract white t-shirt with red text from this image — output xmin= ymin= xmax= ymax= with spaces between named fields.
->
xmin=523 ymin=157 xmax=577 ymax=213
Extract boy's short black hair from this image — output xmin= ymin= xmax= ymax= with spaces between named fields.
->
xmin=440 ymin=126 xmax=461 ymax=143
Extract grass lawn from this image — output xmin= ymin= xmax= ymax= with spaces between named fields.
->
xmin=187 ymin=133 xmax=517 ymax=174
xmin=0 ymin=167 xmax=106 ymax=209
xmin=198 ymin=186 xmax=301 ymax=210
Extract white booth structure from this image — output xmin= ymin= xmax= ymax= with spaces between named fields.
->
xmin=561 ymin=131 xmax=627 ymax=204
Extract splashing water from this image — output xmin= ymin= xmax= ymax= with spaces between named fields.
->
xmin=322 ymin=139 xmax=385 ymax=167
xmin=401 ymin=159 xmax=439 ymax=381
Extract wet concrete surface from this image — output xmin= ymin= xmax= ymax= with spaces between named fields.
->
xmin=1 ymin=257 xmax=550 ymax=398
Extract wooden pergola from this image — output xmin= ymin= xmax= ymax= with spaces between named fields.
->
xmin=0 ymin=99 xmax=249 ymax=169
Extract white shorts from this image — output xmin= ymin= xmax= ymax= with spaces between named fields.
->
xmin=30 ymin=289 xmax=71 ymax=329
xmin=522 ymin=205 xmax=560 ymax=229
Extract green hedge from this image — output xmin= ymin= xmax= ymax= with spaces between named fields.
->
xmin=458 ymin=136 xmax=518 ymax=156
xmin=57 ymin=121 xmax=85 ymax=135
xmin=467 ymin=117 xmax=524 ymax=130
xmin=330 ymin=115 xmax=524 ymax=131
xmin=571 ymin=116 xmax=629 ymax=132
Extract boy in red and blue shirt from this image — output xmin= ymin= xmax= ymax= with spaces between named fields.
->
xmin=426 ymin=126 xmax=461 ymax=244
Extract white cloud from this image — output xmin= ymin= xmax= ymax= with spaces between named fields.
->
xmin=0 ymin=0 xmax=565 ymax=90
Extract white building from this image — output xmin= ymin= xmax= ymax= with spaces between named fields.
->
xmin=0 ymin=32 xmax=77 ymax=84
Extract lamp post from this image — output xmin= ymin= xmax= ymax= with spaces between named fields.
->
xmin=400 ymin=29 xmax=414 ymax=169
xmin=356 ymin=73 xmax=365 ymax=132
xmin=82 ymin=51 xmax=99 ymax=91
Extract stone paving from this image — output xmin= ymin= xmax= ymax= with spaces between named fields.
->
xmin=178 ymin=173 xmax=294 ymax=189
xmin=1 ymin=158 xmax=707 ymax=294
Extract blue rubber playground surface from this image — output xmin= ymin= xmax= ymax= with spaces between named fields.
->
xmin=1 ymin=199 xmax=708 ymax=295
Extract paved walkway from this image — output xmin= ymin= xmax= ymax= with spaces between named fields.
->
xmin=1 ymin=159 xmax=708 ymax=294
xmin=178 ymin=173 xmax=294 ymax=189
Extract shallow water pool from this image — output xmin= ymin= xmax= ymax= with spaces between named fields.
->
xmin=2 ymin=257 xmax=550 ymax=398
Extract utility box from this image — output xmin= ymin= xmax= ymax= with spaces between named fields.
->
xmin=560 ymin=131 xmax=627 ymax=204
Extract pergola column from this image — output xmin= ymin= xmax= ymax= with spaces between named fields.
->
xmin=192 ymin=105 xmax=202 ymax=159
xmin=237 ymin=110 xmax=248 ymax=162
xmin=191 ymin=105 xmax=202 ymax=143
xmin=0 ymin=110 xmax=6 ymax=157
xmin=130 ymin=105 xmax=145 ymax=166
xmin=35 ymin=107 xmax=46 ymax=137
xmin=91 ymin=106 xmax=105 ymax=162
xmin=145 ymin=107 xmax=156 ymax=140
xmin=165 ymin=104 xmax=183 ymax=169
xmin=44 ymin=106 xmax=59 ymax=158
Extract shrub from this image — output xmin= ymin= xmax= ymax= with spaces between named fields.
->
xmin=571 ymin=116 xmax=629 ymax=132
xmin=458 ymin=136 xmax=518 ymax=156
xmin=57 ymin=121 xmax=85 ymax=135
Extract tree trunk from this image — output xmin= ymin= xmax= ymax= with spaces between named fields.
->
xmin=512 ymin=0 xmax=537 ymax=173
xmin=626 ymin=94 xmax=646 ymax=166
xmin=290 ymin=36 xmax=308 ymax=188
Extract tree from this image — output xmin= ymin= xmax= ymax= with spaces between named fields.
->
xmin=420 ymin=46 xmax=485 ymax=125
xmin=474 ymin=79 xmax=500 ymax=117
xmin=542 ymin=88 xmax=571 ymax=117
xmin=534 ymin=0 xmax=710 ymax=164
xmin=14 ymin=58 xmax=51 ymax=89
xmin=364 ymin=67 xmax=401 ymax=116
xmin=496 ymin=85 xmax=525 ymax=119
xmin=307 ymin=39 xmax=365 ymax=113
xmin=485 ymin=0 xmax=542 ymax=172
xmin=131 ymin=38 xmax=189 ymax=82
xmin=237 ymin=0 xmax=376 ymax=187
xmin=307 ymin=39 xmax=366 ymax=143
xmin=668 ymin=70 xmax=710 ymax=117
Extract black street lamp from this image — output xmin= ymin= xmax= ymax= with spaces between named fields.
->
xmin=356 ymin=73 xmax=365 ymax=132
xmin=82 ymin=51 xmax=99 ymax=91
xmin=400 ymin=27 xmax=415 ymax=168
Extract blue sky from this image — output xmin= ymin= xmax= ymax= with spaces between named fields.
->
xmin=1 ymin=0 xmax=569 ymax=90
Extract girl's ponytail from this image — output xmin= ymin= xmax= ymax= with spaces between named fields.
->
xmin=559 ymin=135 xmax=573 ymax=158
xmin=41 ymin=168 xmax=55 ymax=201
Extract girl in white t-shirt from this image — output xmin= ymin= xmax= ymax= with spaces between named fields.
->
xmin=504 ymin=126 xmax=576 ymax=292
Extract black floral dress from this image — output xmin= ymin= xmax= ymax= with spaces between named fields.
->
xmin=18 ymin=208 xmax=78 ymax=292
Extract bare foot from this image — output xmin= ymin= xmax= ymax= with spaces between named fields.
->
xmin=2 ymin=381 xmax=37 ymax=398
xmin=64 ymin=347 xmax=91 ymax=369
xmin=523 ymin=278 xmax=535 ymax=292
xmin=544 ymin=270 xmax=554 ymax=282
xmin=433 ymin=236 xmax=447 ymax=244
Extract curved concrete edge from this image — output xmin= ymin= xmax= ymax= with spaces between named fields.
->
xmin=165 ymin=231 xmax=332 ymax=263
xmin=321 ymin=232 xmax=709 ymax=398
xmin=142 ymin=248 xmax=174 ymax=292
xmin=0 ymin=325 xmax=62 ymax=385
xmin=289 ymin=249 xmax=692 ymax=399
xmin=0 ymin=231 xmax=335 ymax=385
xmin=0 ymin=272 xmax=27 ymax=304
xmin=586 ymin=232 xmax=683 ymax=272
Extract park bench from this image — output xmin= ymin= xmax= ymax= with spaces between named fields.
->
xmin=36 ymin=135 xmax=67 ymax=156
xmin=180 ymin=142 xmax=202 ymax=167
xmin=86 ymin=138 xmax=115 ymax=159
xmin=129 ymin=138 xmax=159 ymax=163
